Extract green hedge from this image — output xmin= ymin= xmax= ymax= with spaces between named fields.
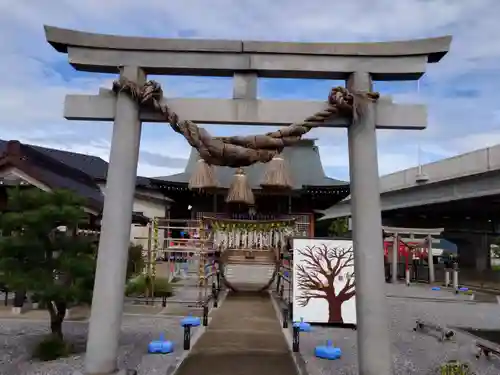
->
xmin=32 ymin=334 xmax=74 ymax=361
xmin=125 ymin=275 xmax=174 ymax=298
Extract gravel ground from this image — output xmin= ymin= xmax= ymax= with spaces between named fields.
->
xmin=2 ymin=282 xmax=496 ymax=375
xmin=0 ymin=272 xmax=211 ymax=375
xmin=0 ymin=315 xmax=199 ymax=375
xmin=277 ymin=280 xmax=475 ymax=303
xmin=293 ymin=293 xmax=500 ymax=375
xmin=386 ymin=283 xmax=473 ymax=301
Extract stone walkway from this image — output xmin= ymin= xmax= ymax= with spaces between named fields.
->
xmin=174 ymin=292 xmax=297 ymax=375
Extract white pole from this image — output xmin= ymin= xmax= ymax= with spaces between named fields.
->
xmin=427 ymin=235 xmax=435 ymax=283
xmin=392 ymin=234 xmax=399 ymax=284
xmin=452 ymin=264 xmax=459 ymax=293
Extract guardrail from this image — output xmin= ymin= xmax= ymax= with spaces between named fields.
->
xmin=125 ymin=266 xmax=221 ymax=325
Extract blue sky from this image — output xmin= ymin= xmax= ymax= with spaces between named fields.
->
xmin=0 ymin=0 xmax=499 ymax=181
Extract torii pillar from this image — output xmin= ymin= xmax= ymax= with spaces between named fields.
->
xmin=44 ymin=25 xmax=451 ymax=375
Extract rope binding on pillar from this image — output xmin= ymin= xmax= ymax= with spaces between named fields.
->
xmin=112 ymin=79 xmax=379 ymax=169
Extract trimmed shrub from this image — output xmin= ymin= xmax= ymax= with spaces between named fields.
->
xmin=127 ymin=243 xmax=145 ymax=279
xmin=32 ymin=334 xmax=73 ymax=361
xmin=125 ymin=275 xmax=173 ymax=298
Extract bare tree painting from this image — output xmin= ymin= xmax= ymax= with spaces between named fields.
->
xmin=295 ymin=242 xmax=355 ymax=324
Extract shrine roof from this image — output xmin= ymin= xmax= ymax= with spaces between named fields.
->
xmin=155 ymin=139 xmax=348 ymax=190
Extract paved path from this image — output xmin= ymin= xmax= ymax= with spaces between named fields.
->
xmin=174 ymin=292 xmax=297 ymax=375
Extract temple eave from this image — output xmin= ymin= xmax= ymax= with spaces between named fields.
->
xmin=155 ymin=181 xmax=348 ymax=193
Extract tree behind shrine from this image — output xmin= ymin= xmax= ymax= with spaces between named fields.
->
xmin=0 ymin=188 xmax=96 ymax=339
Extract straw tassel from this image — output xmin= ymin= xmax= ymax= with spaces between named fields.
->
xmin=188 ymin=158 xmax=219 ymax=190
xmin=261 ymin=154 xmax=292 ymax=189
xmin=226 ymin=168 xmax=254 ymax=205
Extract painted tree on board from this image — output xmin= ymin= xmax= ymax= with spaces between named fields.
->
xmin=296 ymin=244 xmax=355 ymax=323
xmin=0 ymin=188 xmax=96 ymax=339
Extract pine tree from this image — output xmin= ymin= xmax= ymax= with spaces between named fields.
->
xmin=0 ymin=188 xmax=96 ymax=338
xmin=328 ymin=217 xmax=350 ymax=237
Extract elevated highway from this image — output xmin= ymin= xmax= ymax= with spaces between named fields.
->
xmin=320 ymin=144 xmax=500 ymax=272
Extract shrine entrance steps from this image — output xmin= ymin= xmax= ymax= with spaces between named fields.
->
xmin=174 ymin=291 xmax=298 ymax=375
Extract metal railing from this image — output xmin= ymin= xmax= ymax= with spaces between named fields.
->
xmin=132 ymin=217 xmax=221 ymax=324
xmin=275 ymin=252 xmax=293 ymax=328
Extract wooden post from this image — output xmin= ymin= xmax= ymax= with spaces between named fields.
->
xmin=146 ymin=222 xmax=153 ymax=303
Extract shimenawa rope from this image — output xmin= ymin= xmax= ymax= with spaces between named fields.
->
xmin=112 ymin=79 xmax=379 ymax=168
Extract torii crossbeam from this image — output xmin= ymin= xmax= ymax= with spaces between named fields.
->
xmin=44 ymin=25 xmax=452 ymax=375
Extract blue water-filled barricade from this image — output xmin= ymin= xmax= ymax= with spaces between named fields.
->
xmin=315 ymin=340 xmax=342 ymax=360
xmin=181 ymin=314 xmax=201 ymax=350
xmin=431 ymin=287 xmax=441 ymax=291
xmin=181 ymin=315 xmax=201 ymax=327
xmin=293 ymin=318 xmax=312 ymax=332
xmin=148 ymin=334 xmax=174 ymax=354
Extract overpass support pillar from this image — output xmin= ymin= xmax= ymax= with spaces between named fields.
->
xmin=475 ymin=234 xmax=490 ymax=272
xmin=446 ymin=232 xmax=492 ymax=272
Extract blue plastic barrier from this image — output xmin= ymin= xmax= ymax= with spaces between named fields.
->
xmin=315 ymin=340 xmax=342 ymax=360
xmin=181 ymin=314 xmax=201 ymax=350
xmin=293 ymin=317 xmax=312 ymax=332
xmin=148 ymin=334 xmax=174 ymax=354
xmin=181 ymin=315 xmax=201 ymax=327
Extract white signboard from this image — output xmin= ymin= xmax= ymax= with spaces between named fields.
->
xmin=292 ymin=238 xmax=356 ymax=325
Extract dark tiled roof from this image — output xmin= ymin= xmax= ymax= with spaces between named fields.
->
xmin=32 ymin=144 xmax=109 ymax=180
xmin=35 ymin=164 xmax=104 ymax=207
xmin=1 ymin=142 xmax=108 ymax=181
xmin=0 ymin=140 xmax=157 ymax=189
xmin=18 ymin=144 xmax=105 ymax=209
xmin=0 ymin=140 xmax=109 ymax=180
xmin=155 ymin=139 xmax=348 ymax=190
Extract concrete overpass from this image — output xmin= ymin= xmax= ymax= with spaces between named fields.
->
xmin=319 ymin=143 xmax=500 ymax=272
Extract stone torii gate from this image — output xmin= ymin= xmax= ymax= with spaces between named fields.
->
xmin=44 ymin=26 xmax=451 ymax=375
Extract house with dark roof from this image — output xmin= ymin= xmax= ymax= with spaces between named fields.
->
xmin=0 ymin=140 xmax=171 ymax=244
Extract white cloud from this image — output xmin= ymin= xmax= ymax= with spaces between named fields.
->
xmin=0 ymin=0 xmax=499 ymax=180
xmin=317 ymin=133 xmax=424 ymax=177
